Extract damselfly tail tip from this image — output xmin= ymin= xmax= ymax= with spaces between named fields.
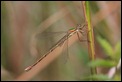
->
xmin=25 ymin=66 xmax=32 ymax=72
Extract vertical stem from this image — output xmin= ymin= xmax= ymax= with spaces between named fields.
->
xmin=82 ymin=1 xmax=97 ymax=76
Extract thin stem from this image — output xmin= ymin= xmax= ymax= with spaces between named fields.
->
xmin=82 ymin=1 xmax=97 ymax=77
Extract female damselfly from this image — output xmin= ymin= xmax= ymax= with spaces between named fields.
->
xmin=25 ymin=24 xmax=87 ymax=71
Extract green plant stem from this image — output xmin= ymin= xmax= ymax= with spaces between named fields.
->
xmin=82 ymin=1 xmax=97 ymax=76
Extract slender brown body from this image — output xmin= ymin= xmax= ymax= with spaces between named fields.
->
xmin=25 ymin=24 xmax=86 ymax=71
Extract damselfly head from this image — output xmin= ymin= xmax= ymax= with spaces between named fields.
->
xmin=79 ymin=24 xmax=87 ymax=30
xmin=76 ymin=24 xmax=81 ymax=28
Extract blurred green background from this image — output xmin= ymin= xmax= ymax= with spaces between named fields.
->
xmin=1 ymin=1 xmax=121 ymax=81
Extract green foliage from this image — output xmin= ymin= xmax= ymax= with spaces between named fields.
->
xmin=97 ymin=36 xmax=113 ymax=56
xmin=89 ymin=1 xmax=99 ymax=13
xmin=1 ymin=1 xmax=10 ymax=68
xmin=97 ymin=36 xmax=121 ymax=62
xmin=113 ymin=74 xmax=121 ymax=81
xmin=90 ymin=74 xmax=110 ymax=81
xmin=87 ymin=59 xmax=116 ymax=67
xmin=86 ymin=36 xmax=121 ymax=81
xmin=81 ymin=74 xmax=111 ymax=81
xmin=114 ymin=41 xmax=121 ymax=61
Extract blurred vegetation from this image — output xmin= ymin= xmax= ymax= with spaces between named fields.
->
xmin=1 ymin=1 xmax=121 ymax=81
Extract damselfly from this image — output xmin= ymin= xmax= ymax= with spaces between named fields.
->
xmin=25 ymin=24 xmax=87 ymax=71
